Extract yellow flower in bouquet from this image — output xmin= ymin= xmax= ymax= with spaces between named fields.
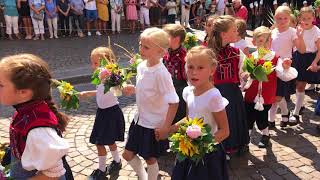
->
xmin=242 ymin=47 xmax=275 ymax=82
xmin=52 ymin=80 xmax=79 ymax=110
xmin=183 ymin=32 xmax=199 ymax=50
xmin=169 ymin=117 xmax=215 ymax=164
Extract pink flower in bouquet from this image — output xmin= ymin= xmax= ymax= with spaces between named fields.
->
xmin=186 ymin=125 xmax=202 ymax=139
xmin=99 ymin=69 xmax=111 ymax=80
xmin=129 ymin=58 xmax=135 ymax=64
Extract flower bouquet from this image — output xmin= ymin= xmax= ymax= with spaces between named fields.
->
xmin=315 ymin=0 xmax=320 ymax=8
xmin=0 ymin=143 xmax=12 ymax=180
xmin=183 ymin=32 xmax=198 ymax=50
xmin=242 ymin=47 xmax=275 ymax=111
xmin=52 ymin=80 xmax=79 ymax=110
xmin=169 ymin=117 xmax=215 ymax=165
xmin=91 ymin=58 xmax=135 ymax=96
xmin=127 ymin=54 xmax=143 ymax=74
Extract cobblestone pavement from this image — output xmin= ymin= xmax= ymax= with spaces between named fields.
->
xmin=0 ymin=34 xmax=320 ymax=180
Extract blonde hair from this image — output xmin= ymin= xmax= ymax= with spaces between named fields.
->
xmin=290 ymin=14 xmax=297 ymax=27
xmin=163 ymin=24 xmax=186 ymax=44
xmin=208 ymin=15 xmax=235 ymax=53
xmin=91 ymin=47 xmax=117 ymax=63
xmin=0 ymin=54 xmax=69 ymax=132
xmin=140 ymin=27 xmax=169 ymax=50
xmin=300 ymin=6 xmax=315 ymax=16
xmin=186 ymin=46 xmax=217 ymax=66
xmin=253 ymin=26 xmax=271 ymax=46
xmin=275 ymin=5 xmax=292 ymax=17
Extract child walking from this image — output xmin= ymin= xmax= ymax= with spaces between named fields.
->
xmin=163 ymin=24 xmax=188 ymax=124
xmin=79 ymin=47 xmax=125 ymax=179
xmin=0 ymin=54 xmax=70 ymax=179
xmin=245 ymin=26 xmax=298 ymax=148
xmin=122 ymin=27 xmax=179 ymax=180
xmin=290 ymin=7 xmax=320 ymax=122
xmin=208 ymin=15 xmax=250 ymax=157
xmin=269 ymin=5 xmax=305 ymax=128
xmin=171 ymin=46 xmax=230 ymax=180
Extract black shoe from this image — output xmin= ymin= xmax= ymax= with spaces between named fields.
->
xmin=269 ymin=121 xmax=276 ymax=129
xmin=258 ymin=135 xmax=270 ymax=148
xmin=106 ymin=160 xmax=122 ymax=175
xmin=288 ymin=115 xmax=299 ymax=126
xmin=299 ymin=106 xmax=305 ymax=115
xmin=280 ymin=121 xmax=289 ymax=128
xmin=88 ymin=169 xmax=107 ymax=180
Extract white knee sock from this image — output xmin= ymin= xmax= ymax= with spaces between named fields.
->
xmin=98 ymin=155 xmax=106 ymax=171
xmin=147 ymin=162 xmax=159 ymax=180
xmin=261 ymin=127 xmax=269 ymax=136
xmin=111 ymin=150 xmax=121 ymax=163
xmin=128 ymin=156 xmax=147 ymax=180
xmin=269 ymin=103 xmax=278 ymax=122
xmin=279 ymin=98 xmax=289 ymax=118
xmin=293 ymin=91 xmax=305 ymax=116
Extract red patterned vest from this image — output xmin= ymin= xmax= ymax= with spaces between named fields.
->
xmin=163 ymin=46 xmax=187 ymax=81
xmin=214 ymin=46 xmax=240 ymax=85
xmin=244 ymin=55 xmax=279 ymax=105
xmin=10 ymin=100 xmax=58 ymax=160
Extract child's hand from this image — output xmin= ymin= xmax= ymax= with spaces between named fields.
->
xmin=307 ymin=62 xmax=318 ymax=72
xmin=282 ymin=58 xmax=292 ymax=70
xmin=155 ymin=127 xmax=170 ymax=141
xmin=122 ymin=84 xmax=135 ymax=96
xmin=296 ymin=24 xmax=304 ymax=38
xmin=78 ymin=91 xmax=89 ymax=99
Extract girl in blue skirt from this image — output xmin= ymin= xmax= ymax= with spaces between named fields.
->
xmin=171 ymin=46 xmax=230 ymax=180
xmin=290 ymin=7 xmax=320 ymax=122
xmin=79 ymin=47 xmax=125 ymax=179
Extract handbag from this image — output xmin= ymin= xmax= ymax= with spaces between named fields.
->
xmin=33 ymin=13 xmax=43 ymax=21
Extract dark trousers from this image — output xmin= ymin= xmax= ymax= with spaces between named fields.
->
xmin=167 ymin=14 xmax=176 ymax=23
xmin=71 ymin=13 xmax=84 ymax=32
xmin=59 ymin=14 xmax=70 ymax=35
xmin=246 ymin=103 xmax=272 ymax=130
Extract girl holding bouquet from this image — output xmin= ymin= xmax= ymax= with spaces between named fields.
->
xmin=208 ymin=15 xmax=250 ymax=157
xmin=0 ymin=54 xmax=70 ymax=179
xmin=122 ymin=27 xmax=179 ymax=180
xmin=79 ymin=47 xmax=125 ymax=179
xmin=171 ymin=46 xmax=230 ymax=180
xmin=269 ymin=5 xmax=305 ymax=128
xmin=290 ymin=7 xmax=320 ymax=123
xmin=245 ymin=26 xmax=297 ymax=148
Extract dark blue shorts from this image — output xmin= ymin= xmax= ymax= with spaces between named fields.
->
xmin=86 ymin=9 xmax=98 ymax=21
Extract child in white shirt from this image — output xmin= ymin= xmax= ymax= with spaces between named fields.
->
xmin=122 ymin=27 xmax=179 ymax=180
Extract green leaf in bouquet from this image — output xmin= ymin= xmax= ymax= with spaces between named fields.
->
xmin=244 ymin=59 xmax=255 ymax=73
xmin=104 ymin=84 xmax=112 ymax=94
xmin=177 ymin=152 xmax=186 ymax=162
xmin=253 ymin=65 xmax=268 ymax=82
xmin=100 ymin=58 xmax=108 ymax=67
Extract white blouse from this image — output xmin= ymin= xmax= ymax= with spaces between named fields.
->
xmin=230 ymin=39 xmax=248 ymax=52
xmin=271 ymin=27 xmax=297 ymax=58
xmin=183 ymin=86 xmax=229 ymax=135
xmin=302 ymin=26 xmax=320 ymax=53
xmin=135 ymin=60 xmax=179 ymax=129
xmin=96 ymin=84 xmax=119 ymax=109
xmin=21 ymin=128 xmax=69 ymax=177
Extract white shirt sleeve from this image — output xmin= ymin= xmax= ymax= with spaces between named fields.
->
xmin=157 ymin=70 xmax=179 ymax=104
xmin=275 ymin=58 xmax=298 ymax=82
xmin=182 ymin=86 xmax=189 ymax=102
xmin=208 ymin=90 xmax=229 ymax=112
xmin=21 ymin=128 xmax=69 ymax=177
xmin=238 ymin=49 xmax=246 ymax=76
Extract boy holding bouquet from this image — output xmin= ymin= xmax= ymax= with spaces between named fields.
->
xmin=244 ymin=26 xmax=297 ymax=148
